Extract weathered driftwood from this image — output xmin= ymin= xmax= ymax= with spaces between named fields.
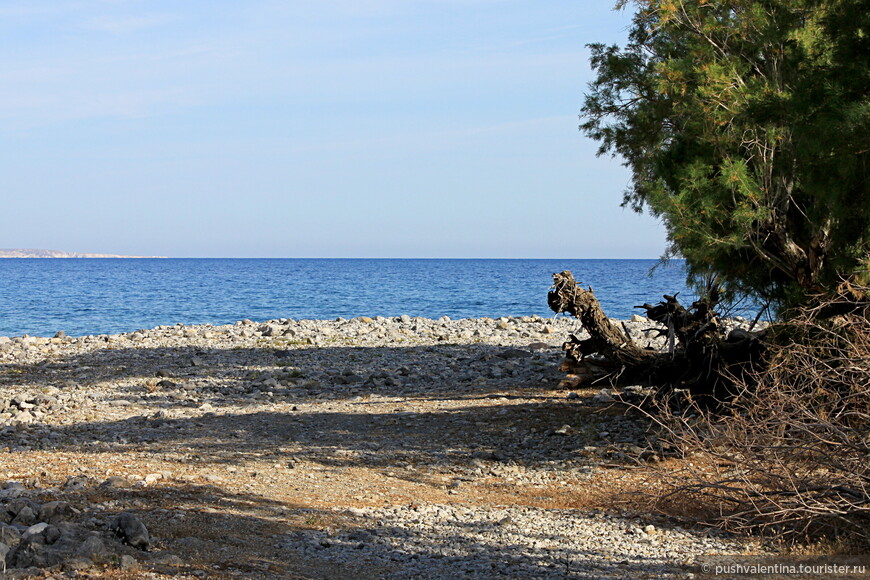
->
xmin=547 ymin=270 xmax=763 ymax=400
xmin=548 ymin=271 xmax=649 ymax=368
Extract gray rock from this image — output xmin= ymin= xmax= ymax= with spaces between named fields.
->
xmin=0 ymin=481 xmax=26 ymax=499
xmin=10 ymin=535 xmax=56 ymax=568
xmin=43 ymin=525 xmax=62 ymax=545
xmin=35 ymin=393 xmax=58 ymax=408
xmin=76 ymin=534 xmax=109 ymax=561
xmin=99 ymin=476 xmax=129 ymax=489
xmin=149 ymin=552 xmax=183 ymax=565
xmin=553 ymin=424 xmax=574 ymax=436
xmin=112 ymin=512 xmax=150 ymax=550
xmin=261 ymin=325 xmax=280 ymax=337
xmin=12 ymin=394 xmax=31 ymax=406
xmin=120 ymin=553 xmax=138 ymax=569
xmin=23 ymin=523 xmax=50 ymax=539
xmin=63 ymin=556 xmax=95 ymax=571
xmin=12 ymin=505 xmax=37 ymax=526
xmin=592 ymin=388 xmax=614 ymax=404
xmin=0 ymin=541 xmax=8 ymax=572
xmin=0 ymin=523 xmax=21 ymax=546
xmin=498 ymin=348 xmax=532 ymax=359
xmin=63 ymin=476 xmax=89 ymax=491
xmin=346 ymin=529 xmax=374 ymax=544
xmin=11 ymin=410 xmax=34 ymax=424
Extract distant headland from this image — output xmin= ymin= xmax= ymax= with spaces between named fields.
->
xmin=0 ymin=249 xmax=167 ymax=258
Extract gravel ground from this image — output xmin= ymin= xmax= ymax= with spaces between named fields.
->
xmin=0 ymin=315 xmax=769 ymax=578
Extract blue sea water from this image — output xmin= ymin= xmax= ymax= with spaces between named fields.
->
xmin=0 ymin=259 xmax=692 ymax=337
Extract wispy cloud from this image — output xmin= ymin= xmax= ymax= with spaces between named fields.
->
xmin=83 ymin=13 xmax=178 ymax=35
xmin=0 ymin=0 xmax=605 ymax=133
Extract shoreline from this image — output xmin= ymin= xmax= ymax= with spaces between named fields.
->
xmin=0 ymin=313 xmax=669 ymax=343
xmin=0 ymin=315 xmax=592 ymax=360
xmin=0 ymin=311 xmax=755 ymax=344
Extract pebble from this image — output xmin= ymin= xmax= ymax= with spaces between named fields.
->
xmin=593 ymin=388 xmax=615 ymax=403
xmin=76 ymin=535 xmax=109 ymax=561
xmin=23 ymin=523 xmax=49 ymax=538
xmin=63 ymin=557 xmax=95 ymax=572
xmin=0 ymin=314 xmax=766 ymax=577
xmin=112 ymin=513 xmax=151 ymax=551
xmin=553 ymin=424 xmax=574 ymax=436
xmin=99 ymin=476 xmax=129 ymax=489
xmin=277 ymin=504 xmax=754 ymax=579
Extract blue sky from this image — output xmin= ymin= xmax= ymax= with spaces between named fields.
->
xmin=1 ymin=1 xmax=666 ymax=258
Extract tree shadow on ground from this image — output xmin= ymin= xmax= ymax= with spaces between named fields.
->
xmin=0 ymin=342 xmax=563 ymax=403
xmin=0 ymin=341 xmax=698 ymax=578
xmin=1 ymin=342 xmax=649 ymax=470
xmin=3 ymin=402 xmax=645 ymax=473
xmin=26 ymin=478 xmax=703 ymax=579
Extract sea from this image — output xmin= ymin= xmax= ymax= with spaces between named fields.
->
xmin=0 ymin=258 xmax=693 ymax=338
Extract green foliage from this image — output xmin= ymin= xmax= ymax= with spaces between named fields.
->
xmin=582 ymin=0 xmax=870 ymax=310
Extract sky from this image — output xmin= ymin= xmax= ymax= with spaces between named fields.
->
xmin=1 ymin=0 xmax=667 ymax=258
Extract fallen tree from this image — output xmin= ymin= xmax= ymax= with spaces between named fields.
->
xmin=550 ymin=271 xmax=870 ymax=543
xmin=547 ymin=270 xmax=764 ymax=403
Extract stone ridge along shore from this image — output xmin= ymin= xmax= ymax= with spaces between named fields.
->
xmin=0 ymin=315 xmax=768 ymax=578
xmin=0 ymin=248 xmax=166 ymax=258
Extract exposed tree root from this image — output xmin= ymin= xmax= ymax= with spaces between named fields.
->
xmin=547 ymin=270 xmax=765 ymax=402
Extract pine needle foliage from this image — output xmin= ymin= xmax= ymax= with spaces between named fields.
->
xmin=582 ymin=0 xmax=870 ymax=311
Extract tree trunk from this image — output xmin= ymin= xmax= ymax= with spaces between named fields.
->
xmin=548 ymin=271 xmax=650 ymax=368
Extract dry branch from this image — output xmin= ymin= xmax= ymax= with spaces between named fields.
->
xmin=647 ymin=287 xmax=870 ymax=545
xmin=547 ymin=270 xmax=760 ymax=400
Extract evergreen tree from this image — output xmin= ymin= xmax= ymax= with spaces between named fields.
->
xmin=582 ymin=0 xmax=870 ymax=310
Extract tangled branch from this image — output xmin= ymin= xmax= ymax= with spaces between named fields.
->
xmin=650 ymin=285 xmax=870 ymax=545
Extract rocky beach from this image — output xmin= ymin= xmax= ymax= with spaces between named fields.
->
xmin=0 ymin=315 xmax=768 ymax=578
